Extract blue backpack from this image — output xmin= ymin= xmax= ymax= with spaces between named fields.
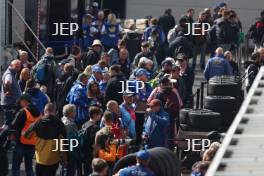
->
xmin=35 ymin=59 xmax=52 ymax=84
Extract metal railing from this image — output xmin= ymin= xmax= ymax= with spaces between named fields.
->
xmin=7 ymin=0 xmax=46 ymax=60
xmin=206 ymin=66 xmax=264 ymax=176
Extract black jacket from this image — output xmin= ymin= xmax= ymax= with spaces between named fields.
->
xmin=168 ymin=35 xmax=193 ymax=58
xmin=82 ymin=48 xmax=100 ymax=68
xmin=105 ymin=74 xmax=126 ymax=104
xmin=33 ymin=115 xmax=66 ymax=140
xmin=181 ymin=66 xmax=194 ymax=103
xmin=54 ymin=71 xmax=79 ymax=116
xmin=11 ymin=104 xmax=40 ymax=148
xmin=158 ymin=14 xmax=176 ymax=37
xmin=215 ymin=18 xmax=239 ymax=44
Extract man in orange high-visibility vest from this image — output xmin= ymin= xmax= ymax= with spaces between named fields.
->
xmin=11 ymin=94 xmax=40 ymax=176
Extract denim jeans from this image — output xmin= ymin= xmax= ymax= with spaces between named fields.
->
xmin=12 ymin=143 xmax=35 ymax=176
xmin=61 ymin=155 xmax=77 ymax=176
xmin=1 ymin=105 xmax=16 ymax=126
xmin=192 ymin=43 xmax=206 ymax=71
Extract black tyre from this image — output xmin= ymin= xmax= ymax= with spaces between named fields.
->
xmin=179 ymin=108 xmax=191 ymax=124
xmin=204 ymin=96 xmax=238 ymax=112
xmin=180 ymin=122 xmax=215 ymax=132
xmin=112 ymin=154 xmax=136 ymax=174
xmin=207 ymin=82 xmax=240 ymax=97
xmin=220 ymin=111 xmax=237 ymax=127
xmin=149 ymin=147 xmax=181 ymax=176
xmin=188 ymin=109 xmax=222 ymax=130
xmin=113 ymin=147 xmax=181 ymax=176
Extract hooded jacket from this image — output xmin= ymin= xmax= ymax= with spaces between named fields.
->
xmin=25 ymin=114 xmax=67 ymax=165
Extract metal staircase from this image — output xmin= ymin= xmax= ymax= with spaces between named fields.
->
xmin=206 ymin=66 xmax=264 ymax=176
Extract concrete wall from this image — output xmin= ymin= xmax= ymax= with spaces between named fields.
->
xmin=126 ymin=0 xmax=263 ymax=32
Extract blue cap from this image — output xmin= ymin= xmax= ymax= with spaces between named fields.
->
xmin=92 ymin=65 xmax=103 ymax=73
xmin=136 ymin=150 xmax=150 ymax=160
xmin=218 ymin=2 xmax=227 ymax=7
xmin=135 ymin=68 xmax=149 ymax=77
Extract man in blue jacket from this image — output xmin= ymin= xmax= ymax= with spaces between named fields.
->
xmin=204 ymin=47 xmax=233 ymax=80
xmin=118 ymin=150 xmax=155 ymax=176
xmin=143 ymin=99 xmax=169 ymax=148
xmin=66 ymin=73 xmax=89 ymax=128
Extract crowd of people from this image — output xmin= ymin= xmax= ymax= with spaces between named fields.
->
xmin=0 ymin=1 xmax=264 ymax=176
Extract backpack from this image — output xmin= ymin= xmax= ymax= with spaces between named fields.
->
xmin=34 ymin=58 xmax=53 ymax=84
xmin=77 ymin=123 xmax=98 ymax=162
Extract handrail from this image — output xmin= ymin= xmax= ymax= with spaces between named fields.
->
xmin=206 ymin=66 xmax=264 ymax=176
xmin=12 ymin=28 xmax=38 ymax=62
xmin=7 ymin=0 xmax=46 ymax=51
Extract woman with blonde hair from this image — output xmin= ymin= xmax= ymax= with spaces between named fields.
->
xmin=101 ymin=13 xmax=123 ymax=50
xmin=19 ymin=67 xmax=31 ymax=92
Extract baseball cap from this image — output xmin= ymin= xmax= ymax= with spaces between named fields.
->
xmin=92 ymin=65 xmax=103 ymax=73
xmin=219 ymin=2 xmax=227 ymax=8
xmin=136 ymin=150 xmax=150 ymax=161
xmin=147 ymin=99 xmax=161 ymax=107
xmin=135 ymin=68 xmax=149 ymax=77
xmin=123 ymin=91 xmax=134 ymax=97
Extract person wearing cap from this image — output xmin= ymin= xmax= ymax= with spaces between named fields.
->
xmin=147 ymin=76 xmax=182 ymax=149
xmin=88 ymin=65 xmax=104 ymax=86
xmin=119 ymin=92 xmax=136 ymax=139
xmin=133 ymin=42 xmax=158 ymax=71
xmin=131 ymin=57 xmax=154 ymax=80
xmin=83 ymin=39 xmax=102 ymax=68
xmin=112 ymin=48 xmax=131 ymax=79
xmin=117 ymin=150 xmax=155 ymax=176
xmin=82 ymin=14 xmax=98 ymax=51
xmin=129 ymin=68 xmax=153 ymax=144
xmin=177 ymin=53 xmax=194 ymax=107
xmin=11 ymin=94 xmax=40 ymax=176
xmin=142 ymin=99 xmax=169 ymax=148
xmin=66 ymin=73 xmax=90 ymax=128
xmin=155 ymin=59 xmax=173 ymax=79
